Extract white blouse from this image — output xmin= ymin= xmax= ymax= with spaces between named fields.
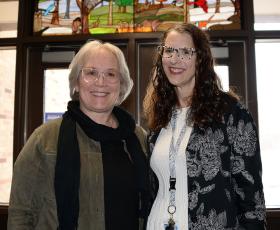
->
xmin=147 ymin=107 xmax=192 ymax=230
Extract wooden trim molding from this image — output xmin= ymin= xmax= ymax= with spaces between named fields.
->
xmin=0 ymin=205 xmax=8 ymax=230
xmin=267 ymin=209 xmax=280 ymax=230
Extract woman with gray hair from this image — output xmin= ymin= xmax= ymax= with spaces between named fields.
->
xmin=8 ymin=40 xmax=149 ymax=230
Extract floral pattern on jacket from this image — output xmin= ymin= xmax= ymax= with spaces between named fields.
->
xmin=147 ymin=100 xmax=266 ymax=230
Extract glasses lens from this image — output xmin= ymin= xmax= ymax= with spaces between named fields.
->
xmin=82 ymin=68 xmax=97 ymax=83
xmin=103 ymin=70 xmax=119 ymax=83
xmin=180 ymin=48 xmax=195 ymax=60
xmin=162 ymin=46 xmax=174 ymax=58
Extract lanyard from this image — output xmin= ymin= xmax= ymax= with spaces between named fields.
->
xmin=167 ymin=110 xmax=187 ymax=225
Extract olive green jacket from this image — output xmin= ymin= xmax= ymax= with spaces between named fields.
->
xmin=8 ymin=118 xmax=147 ymax=230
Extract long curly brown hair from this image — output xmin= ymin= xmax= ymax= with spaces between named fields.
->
xmin=143 ymin=23 xmax=239 ymax=131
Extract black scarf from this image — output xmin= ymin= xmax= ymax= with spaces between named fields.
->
xmin=54 ymin=101 xmax=148 ymax=230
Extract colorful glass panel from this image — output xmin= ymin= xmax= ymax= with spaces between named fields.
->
xmin=34 ymin=0 xmax=241 ymax=35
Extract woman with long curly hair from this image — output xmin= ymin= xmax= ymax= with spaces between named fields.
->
xmin=144 ymin=23 xmax=266 ymax=230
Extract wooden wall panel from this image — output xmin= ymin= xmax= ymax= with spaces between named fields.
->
xmin=135 ymin=41 xmax=158 ymax=128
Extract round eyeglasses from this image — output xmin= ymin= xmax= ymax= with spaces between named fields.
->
xmin=81 ymin=67 xmax=120 ymax=84
xmin=157 ymin=45 xmax=196 ymax=60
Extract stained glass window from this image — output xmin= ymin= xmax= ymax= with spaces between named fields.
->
xmin=34 ymin=0 xmax=241 ymax=35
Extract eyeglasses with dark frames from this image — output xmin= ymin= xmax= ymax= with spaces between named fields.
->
xmin=157 ymin=45 xmax=196 ymax=60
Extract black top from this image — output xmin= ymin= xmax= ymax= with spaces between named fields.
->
xmin=101 ymin=139 xmax=138 ymax=230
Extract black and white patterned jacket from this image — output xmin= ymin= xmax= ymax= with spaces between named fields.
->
xmin=147 ymin=99 xmax=266 ymax=230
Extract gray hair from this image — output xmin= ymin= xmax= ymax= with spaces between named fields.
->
xmin=69 ymin=40 xmax=133 ymax=105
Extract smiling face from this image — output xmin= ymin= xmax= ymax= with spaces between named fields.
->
xmin=75 ymin=47 xmax=120 ymax=118
xmin=162 ymin=31 xmax=196 ymax=104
